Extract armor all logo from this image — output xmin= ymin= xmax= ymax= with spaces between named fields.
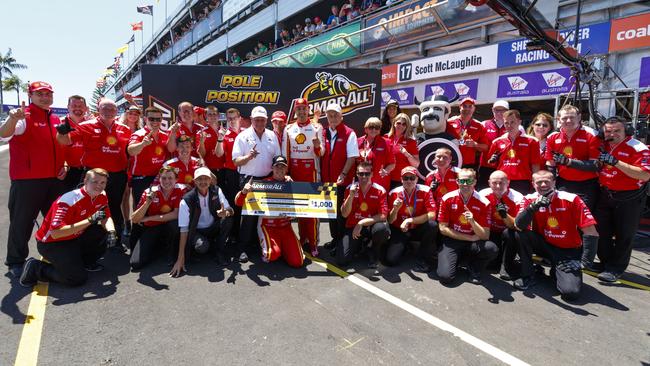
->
xmin=299 ymin=72 xmax=376 ymax=116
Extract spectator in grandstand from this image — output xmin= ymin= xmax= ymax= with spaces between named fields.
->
xmin=231 ymin=52 xmax=242 ymax=65
xmin=327 ymin=5 xmax=341 ymax=28
xmin=386 ymin=112 xmax=419 ymax=190
xmin=313 ymin=16 xmax=326 ymax=33
xmin=357 ymin=117 xmax=395 ymax=191
xmin=304 ymin=17 xmax=315 ymax=36
xmin=257 ymin=41 xmax=268 ymax=55
xmin=478 ymin=100 xmax=509 ymax=189
xmin=168 ymin=101 xmax=204 ymax=154
xmin=527 ymin=112 xmax=554 ymax=155
xmin=275 ymin=29 xmax=292 ymax=48
xmin=447 ymin=97 xmax=488 ymax=171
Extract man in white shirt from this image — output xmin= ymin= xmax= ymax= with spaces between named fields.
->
xmin=231 ymin=106 xmax=281 ymax=262
xmin=170 ymin=167 xmax=234 ymax=277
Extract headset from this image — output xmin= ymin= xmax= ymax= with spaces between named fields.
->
xmin=597 ymin=115 xmax=635 ymax=140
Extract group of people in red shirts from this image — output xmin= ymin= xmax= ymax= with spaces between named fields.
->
xmin=3 ymin=81 xmax=648 ymax=302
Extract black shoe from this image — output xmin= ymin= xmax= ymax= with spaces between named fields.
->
xmin=468 ymin=268 xmax=482 ymax=285
xmin=597 ymin=271 xmax=621 ymax=283
xmin=85 ymin=263 xmax=104 ymax=272
xmin=216 ymin=253 xmax=230 ymax=266
xmin=19 ymin=258 xmax=39 ymax=288
xmin=581 ymin=261 xmax=604 ymax=273
xmin=498 ymin=268 xmax=512 ymax=281
xmin=8 ymin=264 xmax=23 ymax=279
xmin=413 ymin=260 xmax=432 ymax=273
xmin=323 ymin=241 xmax=336 ymax=250
xmin=513 ymin=276 xmax=536 ymax=290
xmin=238 ymin=252 xmax=249 ymax=263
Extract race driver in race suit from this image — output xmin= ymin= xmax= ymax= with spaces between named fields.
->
xmin=282 ymin=98 xmax=324 ymax=257
xmin=234 ymin=156 xmax=304 ymax=268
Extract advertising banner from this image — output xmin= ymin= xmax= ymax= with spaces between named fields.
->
xmin=362 ymin=0 xmax=498 ymax=52
xmin=496 ymin=67 xmax=574 ymax=98
xmin=609 ymin=12 xmax=650 ymax=52
xmin=424 ymin=78 xmax=478 ymax=101
xmin=641 ymin=56 xmax=650 ymax=88
xmin=497 ymin=21 xmax=611 ymax=68
xmin=381 ymin=64 xmax=398 ymax=87
xmin=381 ymin=87 xmax=415 ymax=106
xmin=396 ymin=44 xmax=498 ymax=83
xmin=140 ymin=64 xmax=381 ymax=133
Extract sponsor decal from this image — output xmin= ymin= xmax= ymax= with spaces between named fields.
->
xmin=610 ymin=13 xmax=650 ymax=52
xmin=298 ymin=72 xmax=376 ymax=116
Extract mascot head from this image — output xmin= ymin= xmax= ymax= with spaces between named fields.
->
xmin=411 ymin=94 xmax=459 ymax=134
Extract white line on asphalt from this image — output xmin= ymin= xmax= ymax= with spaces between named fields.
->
xmin=309 ymin=257 xmax=530 ymax=366
xmin=0 ymin=144 xmax=9 ymax=153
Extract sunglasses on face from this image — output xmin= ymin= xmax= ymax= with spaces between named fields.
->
xmin=457 ymin=178 xmax=475 ymax=185
xmin=534 ymin=123 xmax=549 ymax=127
xmin=365 ymin=125 xmax=381 ymax=130
xmin=148 ymin=117 xmax=162 ymax=121
xmin=402 ymin=175 xmax=417 ymax=181
xmin=357 ymin=172 xmax=371 ymax=177
xmin=394 ymin=121 xmax=407 ymax=126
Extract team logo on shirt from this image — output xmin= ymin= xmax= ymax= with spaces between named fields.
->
xmin=562 ymin=146 xmax=573 ymax=156
xmin=507 ymin=149 xmax=516 ymax=158
xmin=360 ymin=202 xmax=368 ymax=211
xmin=459 ymin=215 xmax=468 ymax=224
xmin=547 ymin=216 xmax=559 ymax=228
xmin=155 ymin=146 xmax=164 ymax=155
xmin=295 ymin=133 xmax=307 ymax=144
xmin=106 ymin=136 xmax=118 ymax=145
xmin=160 ymin=204 xmax=172 ymax=213
xmin=184 ymin=174 xmax=193 ymax=184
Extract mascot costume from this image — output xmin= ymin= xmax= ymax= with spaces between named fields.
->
xmin=411 ymin=94 xmax=463 ymax=176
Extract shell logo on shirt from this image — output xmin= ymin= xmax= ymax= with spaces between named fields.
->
xmin=507 ymin=149 xmax=516 ymax=158
xmin=155 ymin=146 xmax=164 ymax=155
xmin=459 ymin=215 xmax=468 ymax=225
xmin=547 ymin=216 xmax=559 ymax=228
xmin=359 ymin=202 xmax=368 ymax=211
xmin=562 ymin=146 xmax=573 ymax=156
xmin=160 ymin=204 xmax=172 ymax=213
xmin=295 ymin=133 xmax=307 ymax=144
xmin=184 ymin=174 xmax=193 ymax=184
xmin=106 ymin=136 xmax=118 ymax=145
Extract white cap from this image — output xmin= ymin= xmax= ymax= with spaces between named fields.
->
xmin=493 ymin=100 xmax=509 ymax=110
xmin=251 ymin=106 xmax=268 ymax=119
xmin=194 ymin=167 xmax=212 ymax=180
xmin=326 ymin=103 xmax=342 ymax=114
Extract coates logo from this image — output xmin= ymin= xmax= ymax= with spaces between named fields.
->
xmin=507 ymin=76 xmax=528 ymax=90
xmin=381 ymin=64 xmax=397 ymax=86
xmin=542 ymin=72 xmax=566 ymax=87
xmin=454 ymin=82 xmax=470 ymax=96
xmin=299 ymin=72 xmax=376 ymax=116
xmin=610 ymin=13 xmax=650 ymax=51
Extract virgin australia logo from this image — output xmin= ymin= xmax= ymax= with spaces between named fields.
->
xmin=542 ymin=72 xmax=566 ymax=87
xmin=507 ymin=76 xmax=528 ymax=90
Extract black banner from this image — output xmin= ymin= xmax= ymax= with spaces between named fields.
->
xmin=141 ymin=64 xmax=381 ymax=133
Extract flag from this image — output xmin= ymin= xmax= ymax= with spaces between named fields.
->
xmin=113 ymin=57 xmax=121 ymax=69
xmin=117 ymin=45 xmax=129 ymax=55
xmin=131 ymin=21 xmax=143 ymax=31
xmin=137 ymin=5 xmax=153 ymax=15
xmin=106 ymin=64 xmax=115 ymax=70
xmin=103 ymin=69 xmax=115 ymax=76
xmin=127 ymin=34 xmax=135 ymax=44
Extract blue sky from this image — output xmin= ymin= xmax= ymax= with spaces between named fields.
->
xmin=1 ymin=0 xmax=182 ymax=108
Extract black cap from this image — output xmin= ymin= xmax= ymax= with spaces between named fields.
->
xmin=272 ymin=155 xmax=288 ymax=166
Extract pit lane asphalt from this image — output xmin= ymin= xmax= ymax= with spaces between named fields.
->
xmin=1 ymin=149 xmax=649 ymax=366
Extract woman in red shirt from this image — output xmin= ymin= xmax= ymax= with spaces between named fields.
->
xmin=357 ymin=117 xmax=395 ymax=191
xmin=386 ymin=112 xmax=419 ymax=189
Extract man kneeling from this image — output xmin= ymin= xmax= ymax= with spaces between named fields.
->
xmin=130 ymin=166 xmax=187 ymax=271
xmin=512 ymin=170 xmax=598 ymax=300
xmin=20 ymin=169 xmax=117 ymax=287
xmin=235 ymin=156 xmax=304 ymax=268
xmin=170 ymin=167 xmax=233 ymax=277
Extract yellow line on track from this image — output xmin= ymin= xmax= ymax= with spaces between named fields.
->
xmin=14 ymin=281 xmax=49 ymax=366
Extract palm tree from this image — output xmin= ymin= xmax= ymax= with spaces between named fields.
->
xmin=2 ymin=75 xmax=26 ymax=105
xmin=0 ymin=48 xmax=28 ymax=112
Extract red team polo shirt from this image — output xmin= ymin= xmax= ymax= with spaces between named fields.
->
xmin=129 ymin=127 xmax=170 ymax=177
xmin=35 ymin=187 xmax=111 ymax=243
xmin=70 ymin=119 xmax=132 ymax=172
xmin=425 ymin=167 xmax=460 ymax=205
xmin=61 ymin=115 xmax=86 ymax=168
xmin=478 ymin=188 xmax=523 ymax=233
xmin=388 ymin=185 xmax=437 ymax=228
xmin=136 ymin=184 xmax=187 ymax=227
xmin=344 ymin=183 xmax=388 ymax=228
xmin=160 ymin=156 xmax=201 ymax=186
xmin=196 ymin=126 xmax=224 ymax=170
xmin=544 ymin=128 xmax=600 ymax=181
xmin=599 ymin=137 xmax=650 ymax=191
xmin=357 ymin=136 xmax=396 ymax=191
xmin=447 ymin=118 xmax=488 ymax=166
xmin=386 ymin=135 xmax=419 ymax=182
xmin=438 ymin=190 xmax=491 ymax=236
xmin=221 ymin=128 xmax=239 ymax=171
xmin=480 ymin=119 xmax=507 ymax=167
xmin=487 ymin=134 xmax=541 ymax=181
xmin=517 ymin=191 xmax=596 ymax=248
